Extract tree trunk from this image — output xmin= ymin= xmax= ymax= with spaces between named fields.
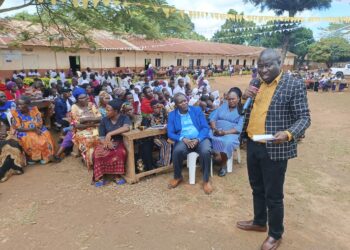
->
xmin=280 ymin=11 xmax=296 ymax=66
xmin=280 ymin=32 xmax=290 ymax=66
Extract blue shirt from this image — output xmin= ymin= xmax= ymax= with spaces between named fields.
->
xmin=167 ymin=106 xmax=209 ymax=143
xmin=179 ymin=111 xmax=199 ymax=140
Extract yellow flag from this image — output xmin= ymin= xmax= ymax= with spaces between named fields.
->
xmin=103 ymin=0 xmax=110 ymax=6
xmin=93 ymin=0 xmax=100 ymax=7
xmin=114 ymin=0 xmax=120 ymax=5
xmin=37 ymin=0 xmax=44 ymax=3
xmin=164 ymin=8 xmax=170 ymax=18
xmin=51 ymin=0 xmax=57 ymax=4
xmin=82 ymin=0 xmax=88 ymax=8
xmin=179 ymin=10 xmax=185 ymax=18
xmin=72 ymin=0 xmax=79 ymax=7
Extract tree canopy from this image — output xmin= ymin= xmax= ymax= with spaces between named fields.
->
xmin=211 ymin=9 xmax=257 ymax=45
xmin=308 ymin=37 xmax=350 ymax=68
xmin=244 ymin=0 xmax=332 ymax=64
xmin=0 ymin=0 xmax=205 ymax=49
xmin=211 ymin=10 xmax=314 ymax=66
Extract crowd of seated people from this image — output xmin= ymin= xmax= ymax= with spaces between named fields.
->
xmin=0 ymin=66 xmax=245 ymax=193
xmin=294 ymin=70 xmax=348 ymax=92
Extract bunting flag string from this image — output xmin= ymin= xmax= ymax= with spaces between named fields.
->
xmin=214 ymin=27 xmax=301 ymax=40
xmin=196 ymin=22 xmax=301 ymax=33
xmin=36 ymin=0 xmax=350 ymax=23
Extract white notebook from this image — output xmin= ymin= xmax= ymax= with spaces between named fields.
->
xmin=252 ymin=134 xmax=276 ymax=142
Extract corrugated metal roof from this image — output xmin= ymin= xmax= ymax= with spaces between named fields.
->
xmin=0 ymin=20 xmax=296 ymax=57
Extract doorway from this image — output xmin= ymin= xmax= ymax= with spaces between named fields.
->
xmin=69 ymin=56 xmax=81 ymax=73
xmin=145 ymin=58 xmax=151 ymax=70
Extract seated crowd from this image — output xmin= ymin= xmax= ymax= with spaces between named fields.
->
xmin=0 ymin=66 xmax=245 ymax=194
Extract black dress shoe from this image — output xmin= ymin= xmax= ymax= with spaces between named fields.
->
xmin=218 ymin=167 xmax=227 ymax=177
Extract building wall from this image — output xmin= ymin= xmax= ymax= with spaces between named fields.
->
xmin=0 ymin=46 xmax=295 ymax=79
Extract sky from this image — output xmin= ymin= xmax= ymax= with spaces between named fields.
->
xmin=167 ymin=0 xmax=350 ymax=40
xmin=1 ymin=0 xmax=350 ymax=40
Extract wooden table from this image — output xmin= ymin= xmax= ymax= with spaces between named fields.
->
xmin=122 ymin=128 xmax=173 ymax=184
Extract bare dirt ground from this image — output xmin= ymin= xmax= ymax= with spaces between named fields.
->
xmin=1 ymin=75 xmax=350 ymax=250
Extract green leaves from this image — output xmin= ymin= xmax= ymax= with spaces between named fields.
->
xmin=308 ymin=37 xmax=350 ymax=67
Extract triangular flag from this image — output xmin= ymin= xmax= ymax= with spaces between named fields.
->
xmin=72 ymin=0 xmax=79 ymax=7
xmin=103 ymin=0 xmax=110 ymax=6
xmin=82 ymin=0 xmax=89 ymax=8
xmin=179 ymin=10 xmax=185 ymax=18
xmin=164 ymin=8 xmax=170 ymax=18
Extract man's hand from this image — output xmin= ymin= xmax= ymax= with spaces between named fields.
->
xmin=243 ymin=85 xmax=259 ymax=100
xmin=182 ymin=138 xmax=199 ymax=149
xmin=189 ymin=139 xmax=199 ymax=148
xmin=273 ymin=131 xmax=289 ymax=144
xmin=182 ymin=138 xmax=192 ymax=148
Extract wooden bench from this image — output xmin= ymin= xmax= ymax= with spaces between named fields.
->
xmin=122 ymin=128 xmax=173 ymax=184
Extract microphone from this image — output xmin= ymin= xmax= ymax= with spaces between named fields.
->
xmin=242 ymin=78 xmax=261 ymax=114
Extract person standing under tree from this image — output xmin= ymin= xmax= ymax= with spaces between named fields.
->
xmin=237 ymin=49 xmax=311 ymax=250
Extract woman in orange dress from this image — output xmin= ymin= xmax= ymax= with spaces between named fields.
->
xmin=70 ymin=88 xmax=101 ymax=169
xmin=11 ymin=96 xmax=55 ymax=164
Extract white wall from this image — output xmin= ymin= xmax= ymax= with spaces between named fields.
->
xmin=0 ymin=47 xmax=295 ymax=71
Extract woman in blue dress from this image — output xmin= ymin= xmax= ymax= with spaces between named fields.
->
xmin=209 ymin=88 xmax=244 ymax=177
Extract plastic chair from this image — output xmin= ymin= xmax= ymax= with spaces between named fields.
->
xmin=187 ymin=152 xmax=213 ymax=185
xmin=226 ymin=148 xmax=241 ymax=173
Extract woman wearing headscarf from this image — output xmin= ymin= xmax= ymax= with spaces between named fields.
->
xmin=97 ymin=91 xmax=111 ymax=117
xmin=5 ymin=81 xmax=21 ymax=101
xmin=209 ymin=88 xmax=244 ymax=177
xmin=93 ymin=99 xmax=130 ymax=186
xmin=0 ymin=120 xmax=26 ymax=182
xmin=70 ymin=88 xmax=101 ymax=169
xmin=10 ymin=96 xmax=55 ymax=164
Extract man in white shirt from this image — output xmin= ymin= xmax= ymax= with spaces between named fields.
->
xmin=173 ymin=78 xmax=186 ymax=95
xmin=59 ymin=70 xmax=66 ymax=83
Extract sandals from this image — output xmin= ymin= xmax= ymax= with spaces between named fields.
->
xmin=53 ymin=155 xmax=62 ymax=163
xmin=115 ymin=178 xmax=126 ymax=185
xmin=94 ymin=180 xmax=107 ymax=187
xmin=27 ymin=160 xmax=36 ymax=165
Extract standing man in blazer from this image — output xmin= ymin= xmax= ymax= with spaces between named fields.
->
xmin=237 ymin=49 xmax=311 ymax=250
xmin=167 ymin=93 xmax=213 ymax=194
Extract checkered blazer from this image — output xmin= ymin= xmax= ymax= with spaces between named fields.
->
xmin=244 ymin=73 xmax=311 ymax=161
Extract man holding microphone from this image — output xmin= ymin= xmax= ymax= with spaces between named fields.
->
xmin=237 ymin=49 xmax=311 ymax=250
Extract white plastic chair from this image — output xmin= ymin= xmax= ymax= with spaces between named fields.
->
xmin=187 ymin=152 xmax=213 ymax=185
xmin=226 ymin=148 xmax=241 ymax=173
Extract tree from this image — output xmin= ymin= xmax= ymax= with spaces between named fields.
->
xmin=244 ymin=0 xmax=332 ymax=64
xmin=0 ymin=0 xmax=205 ymax=50
xmin=211 ymin=9 xmax=257 ymax=45
xmin=254 ymin=22 xmax=314 ymax=66
xmin=308 ymin=37 xmax=350 ymax=67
